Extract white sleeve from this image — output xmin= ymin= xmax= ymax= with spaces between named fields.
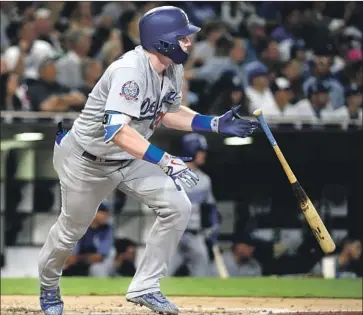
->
xmin=3 ymin=47 xmax=20 ymax=71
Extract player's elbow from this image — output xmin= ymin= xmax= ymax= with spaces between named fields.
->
xmin=109 ymin=124 xmax=130 ymax=146
xmin=103 ymin=112 xmax=132 ymax=144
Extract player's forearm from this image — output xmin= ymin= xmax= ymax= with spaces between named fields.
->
xmin=78 ymin=253 xmax=104 ymax=264
xmin=162 ymin=106 xmax=197 ymax=131
xmin=112 ymin=124 xmax=151 ymax=159
xmin=162 ymin=105 xmax=219 ymax=133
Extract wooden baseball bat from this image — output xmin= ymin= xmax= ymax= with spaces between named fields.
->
xmin=253 ymin=109 xmax=336 ymax=254
xmin=212 ymin=244 xmax=229 ymax=279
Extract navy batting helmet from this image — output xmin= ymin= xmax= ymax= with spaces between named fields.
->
xmin=181 ymin=133 xmax=208 ymax=157
xmin=139 ymin=6 xmax=200 ymax=64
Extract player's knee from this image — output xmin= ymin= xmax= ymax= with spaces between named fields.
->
xmin=56 ymin=213 xmax=90 ymax=250
xmin=168 ymin=192 xmax=192 ymax=230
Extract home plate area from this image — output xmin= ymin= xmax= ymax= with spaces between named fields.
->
xmin=1 ymin=296 xmax=362 ymax=315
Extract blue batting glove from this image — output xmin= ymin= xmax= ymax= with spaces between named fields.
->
xmin=215 ymin=105 xmax=259 ymax=137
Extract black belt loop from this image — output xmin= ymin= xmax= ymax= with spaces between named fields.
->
xmin=185 ymin=229 xmax=201 ymax=236
xmin=82 ymin=151 xmax=124 ymax=163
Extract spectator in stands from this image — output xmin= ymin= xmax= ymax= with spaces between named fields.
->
xmin=3 ymin=20 xmax=56 ymax=79
xmin=56 ymin=28 xmax=91 ymax=89
xmin=271 ymin=7 xmax=303 ymax=44
xmin=303 ymin=46 xmax=345 ymax=109
xmin=280 ymin=59 xmax=305 ymax=102
xmin=34 ymin=8 xmax=63 ymax=54
xmin=185 ymin=35 xmax=245 ymax=86
xmin=100 ymin=38 xmax=123 ymax=68
xmin=0 ymin=2 xmax=16 ymax=51
xmin=244 ymin=63 xmax=274 ymax=113
xmin=262 ymin=77 xmax=295 ymax=117
xmin=79 ymin=59 xmax=103 ymax=97
xmin=63 ymin=202 xmax=114 ymax=277
xmin=69 ymin=2 xmax=95 ymax=29
xmin=290 ymin=40 xmax=311 ymax=80
xmin=244 ymin=14 xmax=266 ymax=64
xmin=185 ymin=19 xmax=226 ymax=70
xmin=311 ymin=238 xmax=362 ymax=278
xmin=294 ymin=80 xmax=335 ymax=120
xmin=210 ymin=237 xmax=262 ymax=277
xmin=181 ymin=77 xmax=198 ymax=109
xmin=23 ymin=57 xmax=85 ymax=112
xmin=304 ymin=2 xmax=345 ymax=51
xmin=332 ymin=84 xmax=362 ymax=121
xmin=119 ymin=9 xmax=141 ymax=53
xmin=256 ymin=38 xmax=281 ymax=80
xmin=113 ymin=238 xmax=137 ymax=277
xmin=338 ymin=58 xmax=363 ymax=88
xmin=220 ymin=2 xmax=256 ymax=33
xmin=0 ymin=57 xmax=20 ymax=111
xmin=208 ymin=70 xmax=248 ymax=116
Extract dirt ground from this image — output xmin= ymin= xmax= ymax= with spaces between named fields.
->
xmin=1 ymin=296 xmax=362 ymax=315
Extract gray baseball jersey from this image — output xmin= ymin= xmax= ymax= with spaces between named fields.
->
xmin=183 ymin=168 xmax=216 ymax=230
xmin=72 ymin=45 xmax=183 ymax=160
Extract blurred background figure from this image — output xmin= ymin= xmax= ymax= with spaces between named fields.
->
xmin=244 ymin=15 xmax=266 ymax=64
xmin=185 ymin=34 xmax=245 ymax=86
xmin=56 ymin=28 xmax=91 ymax=89
xmin=119 ymin=9 xmax=141 ymax=53
xmin=79 ymin=59 xmax=103 ymax=97
xmin=63 ymin=202 xmax=114 ymax=277
xmin=294 ymin=80 xmax=334 ymax=120
xmin=16 ymin=57 xmax=85 ymax=112
xmin=210 ymin=237 xmax=262 ymax=277
xmin=113 ymin=238 xmax=137 ymax=277
xmin=34 ymin=8 xmax=63 ymax=54
xmin=303 ymin=46 xmax=345 ymax=109
xmin=168 ymin=133 xmax=220 ymax=277
xmin=311 ymin=238 xmax=362 ymax=278
xmin=1 ymin=1 xmax=362 ymax=281
xmin=185 ymin=19 xmax=226 ymax=69
xmin=244 ymin=62 xmax=273 ymax=113
xmin=262 ymin=77 xmax=295 ymax=117
xmin=3 ymin=20 xmax=56 ymax=79
xmin=207 ymin=70 xmax=248 ymax=116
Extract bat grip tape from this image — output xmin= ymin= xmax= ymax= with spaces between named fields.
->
xmin=257 ymin=115 xmax=277 ymax=146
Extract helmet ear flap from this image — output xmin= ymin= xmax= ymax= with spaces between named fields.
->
xmin=153 ymin=40 xmax=188 ymax=64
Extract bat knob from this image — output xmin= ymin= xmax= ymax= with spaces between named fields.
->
xmin=253 ymin=109 xmax=263 ymax=117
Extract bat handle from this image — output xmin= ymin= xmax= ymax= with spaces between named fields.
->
xmin=253 ymin=109 xmax=277 ymax=146
xmin=253 ymin=109 xmax=297 ymax=184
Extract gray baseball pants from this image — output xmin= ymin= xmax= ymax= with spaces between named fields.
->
xmin=38 ymin=131 xmax=191 ymax=298
xmin=167 ymin=232 xmax=210 ymax=277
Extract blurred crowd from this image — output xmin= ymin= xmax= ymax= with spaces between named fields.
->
xmin=1 ymin=1 xmax=362 ymax=122
xmin=65 ymin=203 xmax=362 ymax=279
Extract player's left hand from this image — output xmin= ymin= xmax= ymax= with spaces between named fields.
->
xmin=159 ymin=154 xmax=199 ymax=191
xmin=203 ymin=225 xmax=220 ymax=244
xmin=216 ymin=105 xmax=259 ymax=137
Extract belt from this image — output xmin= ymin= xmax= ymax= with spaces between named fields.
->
xmin=82 ymin=151 xmax=126 ymax=163
xmin=185 ymin=229 xmax=201 ymax=236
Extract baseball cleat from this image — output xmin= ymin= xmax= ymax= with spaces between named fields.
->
xmin=40 ymin=287 xmax=64 ymax=315
xmin=126 ymin=291 xmax=179 ymax=314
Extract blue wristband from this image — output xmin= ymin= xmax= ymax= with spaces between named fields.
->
xmin=191 ymin=114 xmax=214 ymax=132
xmin=143 ymin=144 xmax=165 ymax=164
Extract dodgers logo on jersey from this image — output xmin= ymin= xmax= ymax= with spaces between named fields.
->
xmin=120 ymin=81 xmax=139 ymax=100
xmin=139 ymin=91 xmax=179 ymax=130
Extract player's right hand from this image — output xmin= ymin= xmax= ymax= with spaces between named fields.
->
xmin=158 ymin=154 xmax=199 ymax=191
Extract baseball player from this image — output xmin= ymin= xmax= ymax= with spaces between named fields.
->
xmin=38 ymin=6 xmax=258 ymax=315
xmin=168 ymin=133 xmax=219 ymax=277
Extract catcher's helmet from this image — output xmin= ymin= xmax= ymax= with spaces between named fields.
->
xmin=181 ymin=133 xmax=208 ymax=157
xmin=139 ymin=6 xmax=200 ymax=64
